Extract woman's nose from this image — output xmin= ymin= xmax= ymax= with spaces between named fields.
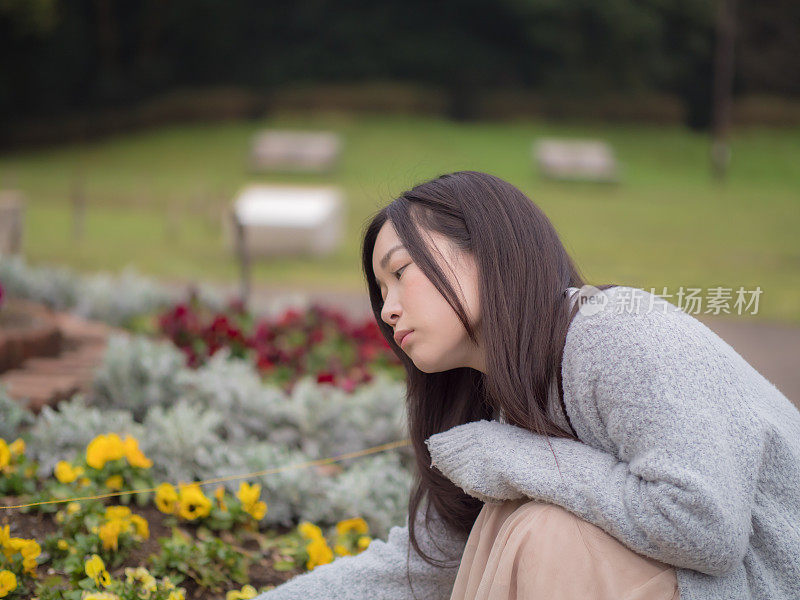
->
xmin=381 ymin=295 xmax=401 ymax=326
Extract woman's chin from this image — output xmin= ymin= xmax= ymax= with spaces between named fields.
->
xmin=411 ymin=353 xmax=455 ymax=374
xmin=409 ymin=353 xmax=436 ymax=373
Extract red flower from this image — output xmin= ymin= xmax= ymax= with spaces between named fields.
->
xmin=317 ymin=372 xmax=335 ymax=384
xmin=257 ymin=353 xmax=275 ymax=371
xmin=158 ymin=294 xmax=401 ymax=388
xmin=277 ymin=308 xmax=303 ymax=328
xmin=251 ymin=321 xmax=276 ymax=344
xmin=226 ymin=324 xmax=245 ymax=343
xmin=158 ymin=303 xmax=202 ymax=345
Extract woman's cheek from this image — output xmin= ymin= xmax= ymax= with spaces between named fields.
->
xmin=402 ymin=275 xmax=426 ymax=309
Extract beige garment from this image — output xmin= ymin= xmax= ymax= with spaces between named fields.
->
xmin=450 ymin=498 xmax=680 ymax=600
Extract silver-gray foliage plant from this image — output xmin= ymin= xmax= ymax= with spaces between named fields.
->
xmin=0 ymin=253 xmax=225 ymax=326
xmin=91 ymin=333 xmax=189 ymax=421
xmin=0 ymin=385 xmax=35 ymax=441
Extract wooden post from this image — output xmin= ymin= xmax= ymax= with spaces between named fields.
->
xmin=231 ymin=206 xmax=251 ymax=310
xmin=0 ymin=191 xmax=25 ymax=256
xmin=711 ymin=0 xmax=737 ymax=180
xmin=71 ymin=169 xmax=86 ymax=241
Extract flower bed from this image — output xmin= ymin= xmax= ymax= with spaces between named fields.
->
xmin=0 ymin=261 xmax=416 ymax=598
xmin=0 ymin=318 xmax=415 ymax=598
xmin=1 ymin=433 xmax=381 ymax=600
xmin=152 ymin=292 xmax=402 ymax=393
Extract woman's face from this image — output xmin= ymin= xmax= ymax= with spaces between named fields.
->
xmin=371 ymin=220 xmax=485 ymax=374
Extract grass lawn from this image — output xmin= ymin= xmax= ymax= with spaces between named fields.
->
xmin=1 ymin=113 xmax=798 ymax=323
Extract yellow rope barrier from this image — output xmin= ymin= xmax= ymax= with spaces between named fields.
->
xmin=0 ymin=438 xmax=411 ymax=511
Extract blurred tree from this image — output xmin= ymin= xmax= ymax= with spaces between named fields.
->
xmin=737 ymin=0 xmax=800 ymax=94
xmin=0 ymin=0 xmax=58 ymax=36
xmin=0 ymin=0 xmax=796 ymax=139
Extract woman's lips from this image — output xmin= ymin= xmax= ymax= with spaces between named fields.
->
xmin=400 ymin=331 xmax=414 ymax=348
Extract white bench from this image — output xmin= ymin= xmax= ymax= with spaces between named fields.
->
xmin=250 ymin=130 xmax=342 ymax=172
xmin=224 ymin=184 xmax=344 ymax=257
xmin=533 ymin=139 xmax=619 ymax=182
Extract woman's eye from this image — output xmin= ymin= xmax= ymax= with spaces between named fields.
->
xmin=393 ymin=265 xmax=408 ymax=279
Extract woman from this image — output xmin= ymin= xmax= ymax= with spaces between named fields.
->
xmin=257 ymin=171 xmax=800 ymax=599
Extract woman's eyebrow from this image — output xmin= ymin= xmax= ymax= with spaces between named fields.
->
xmin=379 ymin=244 xmax=405 ymax=270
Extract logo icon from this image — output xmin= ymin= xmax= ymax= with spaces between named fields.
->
xmin=576 ymin=285 xmax=609 ymax=316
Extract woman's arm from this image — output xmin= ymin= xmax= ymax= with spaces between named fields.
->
xmin=254 ymin=499 xmax=468 ymax=600
xmin=427 ymin=300 xmax=762 ymax=577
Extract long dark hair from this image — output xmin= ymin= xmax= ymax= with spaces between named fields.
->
xmin=360 ymin=171 xmax=616 ymax=592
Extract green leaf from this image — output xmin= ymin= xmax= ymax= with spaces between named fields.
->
xmin=78 ymin=578 xmax=96 ymax=590
xmin=272 ymin=560 xmax=296 ymax=571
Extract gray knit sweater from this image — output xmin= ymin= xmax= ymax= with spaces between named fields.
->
xmin=255 ymin=286 xmax=800 ymax=600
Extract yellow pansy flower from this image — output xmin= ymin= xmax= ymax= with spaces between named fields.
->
xmin=167 ymin=591 xmax=185 ymax=600
xmin=57 ymin=539 xmax=70 ymax=551
xmin=105 ymin=505 xmax=131 ymax=521
xmin=236 ymin=481 xmax=260 ymax=507
xmin=0 ymin=525 xmax=12 ymax=559
xmin=19 ymin=539 xmax=40 ymax=575
xmin=22 ymin=557 xmax=37 ymax=576
xmin=85 ymin=554 xmax=111 ymax=587
xmin=22 ymin=539 xmax=40 ymax=556
xmin=66 ymin=502 xmax=82 ymax=515
xmin=357 ymin=535 xmax=371 ymax=550
xmin=155 ymin=482 xmax=179 ymax=514
xmin=0 ymin=570 xmax=17 ymax=598
xmin=83 ymin=593 xmax=120 ymax=600
xmin=247 ymin=500 xmax=267 ymax=520
xmin=130 ymin=514 xmax=149 ymax=539
xmin=86 ymin=433 xmax=125 ymax=470
xmin=333 ymin=543 xmax=350 ymax=556
xmin=298 ymin=521 xmax=324 ymax=541
xmin=0 ymin=536 xmax=38 ymax=576
xmin=236 ymin=481 xmax=268 ymax=520
xmin=305 ymin=536 xmax=334 ymax=570
xmin=335 ymin=517 xmax=369 ymax=536
xmin=122 ymin=436 xmax=153 ymax=469
xmin=98 ymin=519 xmax=125 ymax=551
xmin=124 ymin=566 xmax=156 ymax=592
xmin=124 ymin=566 xmax=146 ymax=582
xmin=8 ymin=438 xmax=24 ymax=456
xmin=104 ymin=474 xmax=124 ymax=490
xmin=226 ymin=584 xmax=257 ymax=600
xmin=177 ymin=483 xmax=212 ymax=520
xmin=0 ymin=440 xmax=9 ymax=469
xmin=54 ymin=461 xmax=84 ymax=484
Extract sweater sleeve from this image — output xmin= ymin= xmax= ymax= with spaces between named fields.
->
xmin=429 ymin=301 xmax=762 ymax=577
xmin=253 ymin=499 xmax=468 ymax=600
